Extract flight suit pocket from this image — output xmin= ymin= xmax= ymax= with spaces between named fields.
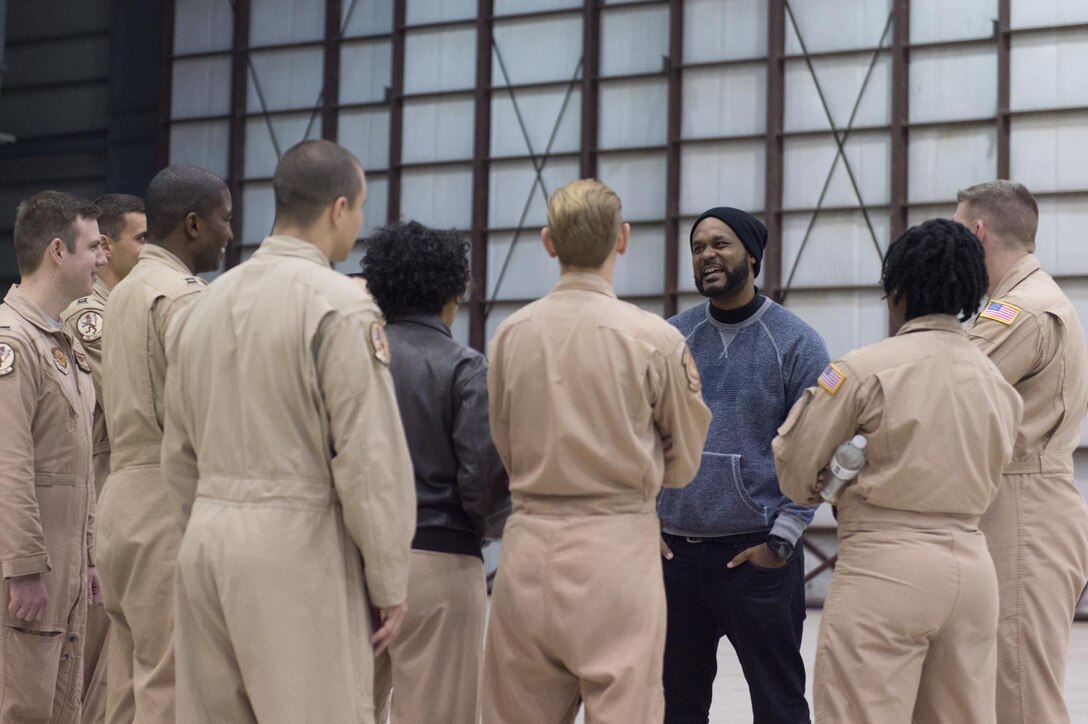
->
xmin=2 ymin=626 xmax=63 ymax=720
xmin=34 ymin=472 xmax=77 ymax=487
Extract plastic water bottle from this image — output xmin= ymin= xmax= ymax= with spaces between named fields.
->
xmin=820 ymin=435 xmax=867 ymax=504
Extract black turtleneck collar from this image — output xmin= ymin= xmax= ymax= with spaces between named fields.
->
xmin=708 ymin=290 xmax=766 ymax=325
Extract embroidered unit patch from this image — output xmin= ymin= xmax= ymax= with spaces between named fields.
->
xmin=0 ymin=343 xmax=15 ymax=377
xmin=77 ymin=310 xmax=103 ymax=341
xmin=369 ymin=322 xmax=391 ymax=366
xmin=979 ymin=300 xmax=1021 ymax=325
xmin=682 ymin=346 xmax=701 ymax=393
xmin=52 ymin=347 xmax=70 ymax=375
xmin=817 ymin=363 xmax=845 ymax=396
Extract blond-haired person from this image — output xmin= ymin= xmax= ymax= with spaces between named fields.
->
xmin=955 ymin=181 xmax=1088 ymax=724
xmin=481 ymin=179 xmax=711 ymax=722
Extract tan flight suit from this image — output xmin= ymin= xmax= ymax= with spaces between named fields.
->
xmin=97 ymin=244 xmax=207 ymax=723
xmin=967 ymin=254 xmax=1088 ymax=724
xmin=774 ymin=314 xmax=1022 ymax=724
xmin=61 ymin=277 xmax=112 ymax=724
xmin=481 ymin=272 xmax=711 ymax=724
xmin=0 ymin=286 xmax=96 ymax=724
xmin=161 ymin=235 xmax=416 ymax=724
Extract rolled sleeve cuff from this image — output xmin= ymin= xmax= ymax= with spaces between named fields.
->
xmin=3 ymin=553 xmax=51 ymax=578
xmin=770 ymin=513 xmax=809 ymax=547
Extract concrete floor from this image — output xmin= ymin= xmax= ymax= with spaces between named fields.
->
xmin=573 ymin=609 xmax=1088 ymax=723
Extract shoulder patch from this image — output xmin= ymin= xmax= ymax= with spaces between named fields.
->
xmin=681 ymin=345 xmax=701 ymax=393
xmin=77 ymin=310 xmax=104 ymax=341
xmin=817 ymin=363 xmax=846 ymax=396
xmin=52 ymin=347 xmax=70 ymax=375
xmin=978 ymin=299 xmax=1021 ymax=326
xmin=0 ymin=342 xmax=16 ymax=377
xmin=75 ymin=350 xmax=91 ymax=374
xmin=369 ymin=322 xmax=391 ymax=366
xmin=185 ymin=277 xmax=201 ymax=286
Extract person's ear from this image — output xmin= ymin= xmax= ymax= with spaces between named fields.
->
xmin=100 ymin=235 xmax=114 ymax=259
xmin=614 ymin=222 xmax=630 ymax=257
xmin=541 ymin=227 xmax=558 ymax=259
xmin=47 ymin=238 xmax=65 ymax=264
xmin=185 ymin=212 xmax=201 ymax=239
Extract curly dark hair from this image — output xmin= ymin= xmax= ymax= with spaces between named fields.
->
xmin=361 ymin=221 xmax=470 ymax=320
xmin=881 ymin=218 xmax=988 ymax=323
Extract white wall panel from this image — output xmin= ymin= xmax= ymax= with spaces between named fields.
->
xmin=783 ymin=288 xmax=888 ymax=361
xmin=613 ymin=225 xmax=666 ymax=297
xmin=339 ymin=109 xmax=391 ymax=171
xmin=598 ymin=153 xmax=667 ymax=222
xmin=781 ymin=210 xmax=889 ymax=288
xmin=402 ymin=98 xmax=476 ymax=163
xmin=244 ymin=114 xmax=319 ymax=178
xmin=600 ymin=5 xmax=669 ymax=77
xmin=682 ymin=65 xmax=767 ymax=139
xmin=169 ymin=121 xmax=230 ymax=179
xmin=251 ymin=0 xmax=324 ymax=45
xmin=785 ymin=0 xmax=892 ymax=55
xmin=404 ymin=28 xmax=476 ymax=93
xmin=910 ymin=0 xmax=996 ymax=43
xmin=1009 ymin=114 xmax=1088 ymax=193
xmin=361 ymin=175 xmax=389 ymax=234
xmin=680 ymin=141 xmax=765 ymax=215
xmin=684 ymin=0 xmax=768 ymax=63
xmin=487 ymin=158 xmax=580 ymax=229
xmin=1010 ymin=32 xmax=1088 ymax=111
xmin=407 ymin=0 xmax=475 ymax=25
xmin=906 ymin=203 xmax=957 ymax=227
xmin=487 ymin=231 xmax=559 ymax=300
xmin=495 ymin=0 xmax=580 ymax=15
xmin=342 ymin=0 xmax=394 ymax=36
xmin=241 ymin=182 xmax=275 ymax=245
xmin=340 ymin=40 xmax=393 ymax=105
xmin=785 ymin=55 xmax=890 ymax=133
xmin=450 ymin=306 xmax=470 ymax=348
xmin=172 ymin=57 xmax=231 ymax=119
xmin=491 ymin=16 xmax=582 ymax=86
xmin=783 ymin=133 xmax=890 ymax=208
xmin=599 ymin=80 xmax=668 ymax=149
xmin=1033 ymin=196 xmax=1088 ymax=276
xmin=247 ymin=49 xmax=324 ymax=113
xmin=908 ymin=125 xmax=996 ymax=204
xmin=1011 ymin=0 xmax=1088 ymax=29
xmin=174 ymin=0 xmax=232 ymax=55
xmin=400 ymin=166 xmax=473 ymax=228
xmin=491 ymin=88 xmax=581 ymax=158
xmin=625 ymin=299 xmax=665 ymax=317
xmin=910 ymin=46 xmax=996 ymax=123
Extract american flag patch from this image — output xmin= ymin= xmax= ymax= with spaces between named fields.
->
xmin=817 ymin=363 xmax=846 ymax=395
xmin=979 ymin=299 xmax=1021 ymax=326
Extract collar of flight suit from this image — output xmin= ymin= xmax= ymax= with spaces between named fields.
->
xmin=991 ymin=253 xmax=1041 ymax=299
xmin=92 ymin=275 xmax=112 ymax=303
xmin=138 ymin=241 xmax=198 ymax=275
xmin=551 ymin=270 xmax=617 ymax=299
xmin=895 ymin=313 xmax=966 ymax=338
xmin=3 ymin=285 xmax=67 ymax=336
xmin=251 ymin=234 xmax=332 ymax=267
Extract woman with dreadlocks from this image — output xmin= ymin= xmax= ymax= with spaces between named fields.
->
xmin=772 ymin=218 xmax=1023 ymax=723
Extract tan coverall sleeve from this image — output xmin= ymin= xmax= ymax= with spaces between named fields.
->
xmin=316 ymin=312 xmax=416 ymax=609
xmin=486 ymin=334 xmax=512 ymax=475
xmin=968 ymin=313 xmax=1045 ymax=386
xmin=654 ymin=339 xmax=713 ymax=488
xmin=773 ymin=361 xmax=868 ymax=505
xmin=0 ymin=339 xmax=50 ymax=578
xmin=151 ymin=294 xmax=201 ymax=431
xmin=161 ymin=363 xmax=199 ymax=532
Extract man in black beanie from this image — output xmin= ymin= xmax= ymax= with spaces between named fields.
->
xmin=657 ymin=207 xmax=829 ymax=723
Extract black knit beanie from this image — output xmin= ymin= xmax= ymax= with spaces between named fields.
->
xmin=689 ymin=207 xmax=768 ymax=277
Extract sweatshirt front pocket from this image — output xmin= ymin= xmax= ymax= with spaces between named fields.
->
xmin=657 ymin=452 xmax=769 ymax=534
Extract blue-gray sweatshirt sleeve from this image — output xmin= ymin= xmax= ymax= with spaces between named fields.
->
xmin=770 ymin=327 xmax=830 ymax=544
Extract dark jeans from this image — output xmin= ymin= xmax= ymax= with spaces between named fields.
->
xmin=662 ymin=531 xmax=810 ymax=724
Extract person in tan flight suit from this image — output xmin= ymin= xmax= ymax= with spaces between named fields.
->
xmin=60 ymin=193 xmax=146 ymax=724
xmin=161 ymin=139 xmax=416 ymax=724
xmin=0 ymin=191 xmax=106 ymax=723
xmin=774 ymin=219 xmax=1022 ymax=723
xmin=953 ymin=181 xmax=1088 ymax=724
xmin=480 ymin=179 xmax=712 ymax=723
xmin=97 ymin=166 xmax=233 ymax=724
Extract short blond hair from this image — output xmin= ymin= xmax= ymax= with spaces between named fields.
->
xmin=956 ymin=180 xmax=1038 ymax=252
xmin=546 ymin=179 xmax=621 ymax=268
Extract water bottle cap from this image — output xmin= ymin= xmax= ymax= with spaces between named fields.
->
xmin=851 ymin=434 xmax=867 ymax=449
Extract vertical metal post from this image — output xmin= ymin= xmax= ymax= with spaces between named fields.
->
xmin=889 ymin=0 xmax=910 ymax=245
xmin=226 ymin=0 xmax=250 ymax=267
xmin=469 ymin=0 xmax=493 ymax=352
xmin=763 ymin=0 xmax=786 ymax=303
xmin=322 ymin=0 xmax=343 ymax=142
xmin=580 ymin=0 xmax=600 ymax=179
xmin=156 ymin=0 xmax=176 ymax=170
xmin=387 ymin=0 xmax=407 ymax=224
xmin=997 ymin=0 xmax=1011 ymax=179
xmin=663 ymin=0 xmax=683 ymax=318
